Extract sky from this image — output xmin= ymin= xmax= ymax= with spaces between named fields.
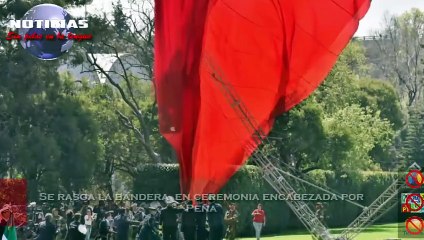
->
xmin=69 ymin=0 xmax=424 ymax=36
xmin=356 ymin=0 xmax=424 ymax=36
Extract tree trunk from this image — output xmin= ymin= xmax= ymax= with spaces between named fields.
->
xmin=107 ymin=177 xmax=114 ymax=201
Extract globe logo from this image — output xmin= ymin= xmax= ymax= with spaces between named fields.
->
xmin=406 ymin=170 xmax=424 ymax=189
xmin=18 ymin=4 xmax=75 ymax=60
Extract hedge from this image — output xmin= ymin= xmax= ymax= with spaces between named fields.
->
xmin=133 ymin=164 xmax=398 ymax=236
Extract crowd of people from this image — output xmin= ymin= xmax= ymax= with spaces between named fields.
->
xmin=10 ymin=197 xmax=267 ymax=240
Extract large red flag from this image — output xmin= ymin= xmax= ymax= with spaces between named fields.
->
xmin=154 ymin=0 xmax=216 ymax=193
xmin=154 ymin=0 xmax=371 ymax=196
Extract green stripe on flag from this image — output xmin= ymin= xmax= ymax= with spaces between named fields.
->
xmin=3 ymin=226 xmax=17 ymax=240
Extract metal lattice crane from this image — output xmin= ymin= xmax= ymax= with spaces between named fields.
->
xmin=336 ymin=179 xmax=403 ymax=239
xmin=337 ymin=165 xmax=419 ymax=239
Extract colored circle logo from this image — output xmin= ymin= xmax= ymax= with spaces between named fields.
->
xmin=406 ymin=216 xmax=424 ymax=235
xmin=403 ymin=194 xmax=424 ymax=212
xmin=406 ymin=170 xmax=424 ymax=189
xmin=18 ymin=4 xmax=75 ymax=60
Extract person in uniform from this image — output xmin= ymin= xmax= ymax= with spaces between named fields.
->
xmin=114 ymin=208 xmax=130 ymax=240
xmin=128 ymin=204 xmax=138 ymax=221
xmin=36 ymin=213 xmax=57 ymax=240
xmin=224 ymin=203 xmax=239 ymax=240
xmin=194 ymin=197 xmax=208 ymax=240
xmin=64 ymin=210 xmax=74 ymax=240
xmin=181 ymin=201 xmax=195 ymax=240
xmin=52 ymin=208 xmax=67 ymax=240
xmin=99 ymin=212 xmax=115 ymax=240
xmin=315 ymin=202 xmax=326 ymax=222
xmin=67 ymin=213 xmax=86 ymax=240
xmin=94 ymin=201 xmax=105 ymax=221
xmin=138 ymin=206 xmax=161 ymax=240
xmin=160 ymin=198 xmax=184 ymax=240
xmin=207 ymin=198 xmax=224 ymax=240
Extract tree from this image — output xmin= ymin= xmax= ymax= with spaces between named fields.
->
xmin=0 ymin=67 xmax=102 ymax=200
xmin=322 ymin=105 xmax=394 ymax=173
xmin=75 ymin=80 xmax=153 ymax=197
xmin=373 ymin=9 xmax=424 ymax=106
xmin=266 ymin=42 xmax=402 ymax=175
xmin=268 ymin=99 xmax=328 ymax=173
xmin=318 ymin=42 xmax=403 ymax=172
xmin=401 ymin=106 xmax=424 ymax=166
xmin=72 ymin=0 xmax=170 ymax=165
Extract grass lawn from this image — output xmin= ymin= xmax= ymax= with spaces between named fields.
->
xmin=241 ymin=223 xmax=404 ymax=240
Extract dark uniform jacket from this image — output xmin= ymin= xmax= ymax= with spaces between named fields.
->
xmin=36 ymin=221 xmax=57 ymax=240
xmin=207 ymin=203 xmax=224 ymax=227
xmin=67 ymin=221 xmax=85 ymax=240
xmin=160 ymin=206 xmax=184 ymax=228
xmin=114 ymin=215 xmax=130 ymax=240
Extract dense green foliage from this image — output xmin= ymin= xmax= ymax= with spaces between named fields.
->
xmin=401 ymin=107 xmax=424 ymax=166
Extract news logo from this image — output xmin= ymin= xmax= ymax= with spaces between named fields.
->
xmin=6 ymin=4 xmax=91 ymax=60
